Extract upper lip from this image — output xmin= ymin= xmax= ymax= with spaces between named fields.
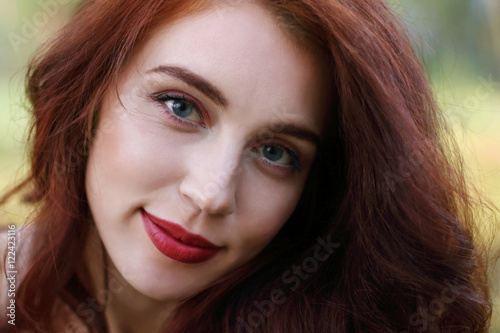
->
xmin=141 ymin=208 xmax=222 ymax=249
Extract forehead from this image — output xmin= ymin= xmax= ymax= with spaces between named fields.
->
xmin=125 ymin=2 xmax=332 ymax=132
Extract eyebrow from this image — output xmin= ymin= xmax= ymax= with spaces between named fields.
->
xmin=147 ymin=65 xmax=228 ymax=108
xmin=147 ymin=65 xmax=320 ymax=145
xmin=270 ymin=123 xmax=321 ymax=145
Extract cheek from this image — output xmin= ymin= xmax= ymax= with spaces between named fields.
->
xmin=86 ymin=107 xmax=185 ymax=199
xmin=233 ymin=179 xmax=302 ymax=257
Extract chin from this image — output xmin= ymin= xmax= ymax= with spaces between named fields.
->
xmin=113 ymin=253 xmax=219 ymax=302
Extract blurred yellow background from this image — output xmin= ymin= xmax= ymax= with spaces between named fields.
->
xmin=0 ymin=0 xmax=498 ymax=331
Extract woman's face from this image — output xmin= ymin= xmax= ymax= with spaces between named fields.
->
xmin=86 ymin=2 xmax=331 ymax=301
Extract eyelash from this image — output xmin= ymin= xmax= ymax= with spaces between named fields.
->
xmin=152 ymin=92 xmax=206 ymax=128
xmin=151 ymin=91 xmax=302 ymax=174
xmin=252 ymin=143 xmax=302 ymax=174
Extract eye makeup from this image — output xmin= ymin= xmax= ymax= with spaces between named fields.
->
xmin=251 ymin=139 xmax=302 ymax=175
xmin=150 ymin=89 xmax=304 ymax=177
xmin=151 ymin=91 xmax=209 ymax=128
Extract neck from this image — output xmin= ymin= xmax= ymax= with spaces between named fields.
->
xmin=82 ymin=225 xmax=177 ymax=333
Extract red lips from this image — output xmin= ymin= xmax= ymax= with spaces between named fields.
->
xmin=141 ymin=208 xmax=223 ymax=264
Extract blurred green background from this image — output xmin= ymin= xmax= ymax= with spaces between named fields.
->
xmin=0 ymin=0 xmax=499 ymax=331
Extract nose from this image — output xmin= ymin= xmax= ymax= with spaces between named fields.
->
xmin=179 ymin=140 xmax=239 ymax=216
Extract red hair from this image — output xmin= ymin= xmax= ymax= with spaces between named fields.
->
xmin=0 ymin=0 xmax=494 ymax=332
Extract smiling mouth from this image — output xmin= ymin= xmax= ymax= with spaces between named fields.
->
xmin=140 ymin=208 xmax=223 ymax=264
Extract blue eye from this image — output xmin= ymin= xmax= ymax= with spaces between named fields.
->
xmin=257 ymin=144 xmax=301 ymax=171
xmin=262 ymin=145 xmax=285 ymax=162
xmin=166 ymin=100 xmax=194 ymax=118
xmin=152 ymin=93 xmax=204 ymax=126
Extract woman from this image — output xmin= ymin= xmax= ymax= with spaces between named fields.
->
xmin=0 ymin=0 xmax=494 ymax=332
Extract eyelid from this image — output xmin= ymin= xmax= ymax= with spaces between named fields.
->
xmin=149 ymin=91 xmax=303 ymax=174
xmin=253 ymin=139 xmax=302 ymax=172
xmin=254 ymin=138 xmax=300 ymax=158
xmin=151 ymin=90 xmax=210 ymax=127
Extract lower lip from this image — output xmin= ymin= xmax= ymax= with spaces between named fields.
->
xmin=141 ymin=211 xmax=221 ymax=264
